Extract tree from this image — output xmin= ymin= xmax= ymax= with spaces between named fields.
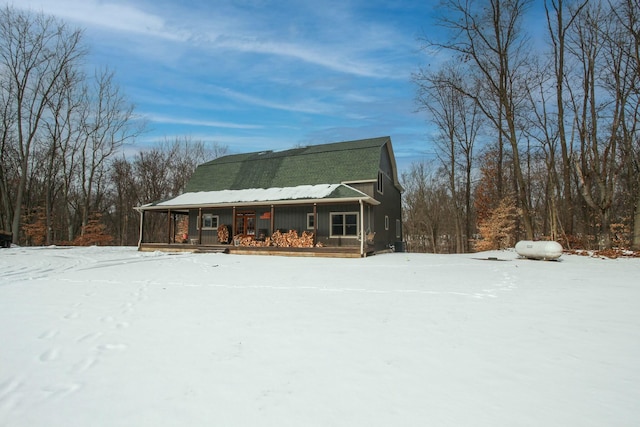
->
xmin=567 ymin=1 xmax=637 ymax=249
xmin=0 ymin=6 xmax=85 ymax=243
xmin=75 ymin=68 xmax=141 ymax=234
xmin=608 ymin=0 xmax=640 ymax=250
xmin=425 ymin=0 xmax=536 ymax=240
xmin=414 ymin=64 xmax=481 ymax=252
xmin=402 ymin=162 xmax=453 ymax=253
xmin=542 ymin=0 xmax=589 ymax=238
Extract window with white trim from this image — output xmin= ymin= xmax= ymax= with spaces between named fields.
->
xmin=385 ymin=215 xmax=389 ymax=230
xmin=330 ymin=212 xmax=359 ymax=237
xmin=200 ymin=214 xmax=219 ymax=230
xmin=377 ymin=171 xmax=384 ymax=194
xmin=396 ymin=219 xmax=401 ymax=239
xmin=307 ymin=213 xmax=315 ymax=230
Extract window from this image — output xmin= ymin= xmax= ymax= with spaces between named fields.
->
xmin=377 ymin=171 xmax=384 ymax=194
xmin=330 ymin=212 xmax=358 ymax=237
xmin=200 ymin=214 xmax=219 ymax=230
xmin=385 ymin=215 xmax=389 ymax=230
xmin=396 ymin=219 xmax=401 ymax=239
xmin=307 ymin=213 xmax=315 ymax=230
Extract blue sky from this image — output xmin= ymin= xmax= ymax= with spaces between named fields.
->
xmin=10 ymin=0 xmax=448 ymax=172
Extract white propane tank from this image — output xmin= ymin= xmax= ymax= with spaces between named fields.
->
xmin=515 ymin=240 xmax=563 ymax=260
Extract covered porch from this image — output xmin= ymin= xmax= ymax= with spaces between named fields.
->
xmin=134 ymin=184 xmax=380 ymax=258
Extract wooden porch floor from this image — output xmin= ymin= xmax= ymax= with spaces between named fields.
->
xmin=138 ymin=243 xmax=371 ymax=258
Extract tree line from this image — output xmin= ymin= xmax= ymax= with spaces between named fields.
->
xmin=3 ymin=2 xmax=638 ymax=252
xmin=407 ymin=0 xmax=639 ymax=253
xmin=0 ymin=6 xmax=226 ymax=246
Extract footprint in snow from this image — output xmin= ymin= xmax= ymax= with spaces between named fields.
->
xmin=41 ymin=382 xmax=82 ymax=400
xmin=97 ymin=343 xmax=127 ymax=351
xmin=71 ymin=357 xmax=98 ymax=374
xmin=77 ymin=332 xmax=103 ymax=343
xmin=39 ymin=348 xmax=60 ymax=362
xmin=38 ymin=329 xmax=59 ymax=339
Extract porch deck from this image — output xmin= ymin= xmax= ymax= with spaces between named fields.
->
xmin=138 ymin=243 xmax=371 ymax=258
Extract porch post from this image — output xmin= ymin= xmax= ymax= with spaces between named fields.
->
xmin=270 ymin=205 xmax=275 ymax=234
xmin=137 ymin=209 xmax=144 ymax=249
xmin=232 ymin=206 xmax=236 ymax=237
xmin=360 ymin=200 xmax=364 ymax=256
xmin=198 ymin=208 xmax=203 ymax=244
xmin=313 ymin=203 xmax=317 ymax=246
xmin=167 ymin=209 xmax=172 ymax=244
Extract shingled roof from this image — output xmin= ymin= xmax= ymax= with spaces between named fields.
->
xmin=185 ymin=136 xmax=396 ymax=192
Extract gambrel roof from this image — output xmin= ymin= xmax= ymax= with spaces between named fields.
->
xmin=185 ymin=136 xmax=401 ymax=192
xmin=137 ymin=136 xmax=400 ymax=210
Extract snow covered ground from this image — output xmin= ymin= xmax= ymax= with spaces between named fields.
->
xmin=1 ymin=246 xmax=639 ymax=427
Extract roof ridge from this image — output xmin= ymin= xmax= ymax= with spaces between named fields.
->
xmin=206 ymin=136 xmax=389 ymax=165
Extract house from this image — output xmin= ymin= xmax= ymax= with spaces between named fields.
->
xmin=135 ymin=136 xmax=403 ymax=257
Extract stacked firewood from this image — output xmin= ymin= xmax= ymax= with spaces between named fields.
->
xmin=233 ymin=230 xmax=322 ymax=248
xmin=270 ymin=230 xmax=315 ymax=247
xmin=234 ymin=235 xmax=265 ymax=246
xmin=217 ymin=225 xmax=229 ymax=243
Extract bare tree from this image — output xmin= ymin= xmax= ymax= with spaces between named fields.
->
xmin=426 ymin=0 xmax=536 ymax=240
xmin=0 ymin=6 xmax=85 ymax=243
xmin=567 ymin=1 xmax=636 ymax=249
xmin=608 ymin=0 xmax=640 ymax=250
xmin=414 ymin=64 xmax=481 ymax=252
xmin=402 ymin=162 xmax=452 ymax=253
xmin=41 ymin=67 xmax=84 ymax=244
xmin=75 ymin=68 xmax=142 ymax=234
xmin=542 ymin=0 xmax=590 ymax=239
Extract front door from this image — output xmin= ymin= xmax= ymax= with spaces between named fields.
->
xmin=235 ymin=212 xmax=256 ymax=236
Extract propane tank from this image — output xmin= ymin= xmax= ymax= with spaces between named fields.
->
xmin=515 ymin=240 xmax=563 ymax=260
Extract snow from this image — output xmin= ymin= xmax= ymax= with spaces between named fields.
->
xmin=1 ymin=246 xmax=639 ymax=427
xmin=154 ymin=184 xmax=343 ymax=207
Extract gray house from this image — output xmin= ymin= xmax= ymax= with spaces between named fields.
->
xmin=135 ymin=136 xmax=403 ymax=257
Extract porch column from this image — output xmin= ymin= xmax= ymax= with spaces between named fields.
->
xmin=232 ymin=206 xmax=236 ymax=237
xmin=198 ymin=208 xmax=203 ymax=244
xmin=137 ymin=210 xmax=144 ymax=249
xmin=313 ymin=203 xmax=317 ymax=246
xmin=360 ymin=200 xmax=364 ymax=256
xmin=270 ymin=205 xmax=275 ymax=234
xmin=167 ymin=209 xmax=172 ymax=244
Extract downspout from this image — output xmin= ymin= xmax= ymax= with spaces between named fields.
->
xmin=360 ymin=199 xmax=364 ymax=257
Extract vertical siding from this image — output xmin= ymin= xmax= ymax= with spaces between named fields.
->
xmin=183 ymin=202 xmax=377 ymax=249
xmin=188 ymin=208 xmax=234 ymax=244
xmin=372 ymin=143 xmax=403 ymax=251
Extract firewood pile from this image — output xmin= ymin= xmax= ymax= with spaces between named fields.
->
xmin=217 ymin=225 xmax=229 ymax=243
xmin=233 ymin=230 xmax=323 ymax=248
xmin=271 ymin=230 xmax=315 ymax=247
xmin=234 ymin=235 xmax=265 ymax=246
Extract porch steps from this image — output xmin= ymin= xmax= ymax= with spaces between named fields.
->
xmin=194 ymin=247 xmax=229 ymax=254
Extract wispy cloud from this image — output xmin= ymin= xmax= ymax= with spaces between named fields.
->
xmin=13 ymin=0 xmax=408 ymax=79
xmin=213 ymin=37 xmax=394 ymax=79
xmin=215 ymin=86 xmax=335 ymax=115
xmin=145 ymin=113 xmax=262 ymax=130
xmin=15 ymin=0 xmax=186 ymax=41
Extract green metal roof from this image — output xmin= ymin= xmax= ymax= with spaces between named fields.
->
xmin=185 ymin=136 xmax=392 ymax=192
